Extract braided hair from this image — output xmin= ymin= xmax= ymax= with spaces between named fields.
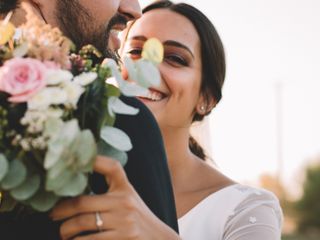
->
xmin=0 ymin=0 xmax=19 ymax=14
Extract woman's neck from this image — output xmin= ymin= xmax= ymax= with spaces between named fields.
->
xmin=161 ymin=126 xmax=200 ymax=190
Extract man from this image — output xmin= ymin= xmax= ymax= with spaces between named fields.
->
xmin=0 ymin=1 xmax=178 ymax=239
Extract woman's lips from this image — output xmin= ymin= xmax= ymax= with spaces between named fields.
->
xmin=137 ymin=88 xmax=167 ymax=102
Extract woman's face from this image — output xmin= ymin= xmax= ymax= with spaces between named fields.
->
xmin=122 ymin=9 xmax=203 ymax=130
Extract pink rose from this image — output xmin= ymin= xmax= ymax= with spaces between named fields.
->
xmin=0 ymin=58 xmax=47 ymax=102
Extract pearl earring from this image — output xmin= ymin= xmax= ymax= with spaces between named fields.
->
xmin=200 ymin=106 xmax=205 ymax=112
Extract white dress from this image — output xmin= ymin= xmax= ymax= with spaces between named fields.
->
xmin=178 ymin=184 xmax=283 ymax=240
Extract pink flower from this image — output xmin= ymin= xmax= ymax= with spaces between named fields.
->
xmin=0 ymin=58 xmax=47 ymax=102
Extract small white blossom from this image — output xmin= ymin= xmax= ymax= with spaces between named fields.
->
xmin=20 ymin=138 xmax=31 ymax=151
xmin=63 ymin=81 xmax=85 ymax=108
xmin=27 ymin=123 xmax=43 ymax=134
xmin=46 ymin=69 xmax=73 ymax=85
xmin=12 ymin=134 xmax=22 ymax=146
xmin=31 ymin=136 xmax=47 ymax=150
xmin=28 ymin=87 xmax=68 ymax=110
xmin=73 ymin=72 xmax=97 ymax=86
xmin=28 ymin=90 xmax=52 ymax=110
xmin=45 ymin=108 xmax=64 ymax=119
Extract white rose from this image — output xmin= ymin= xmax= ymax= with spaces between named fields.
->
xmin=46 ymin=69 xmax=73 ymax=85
xmin=63 ymin=82 xmax=85 ymax=108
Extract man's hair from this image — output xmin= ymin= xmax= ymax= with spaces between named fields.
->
xmin=0 ymin=0 xmax=19 ymax=14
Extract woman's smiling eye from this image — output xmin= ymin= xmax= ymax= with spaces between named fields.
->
xmin=127 ymin=48 xmax=142 ymax=59
xmin=165 ymin=54 xmax=188 ymax=67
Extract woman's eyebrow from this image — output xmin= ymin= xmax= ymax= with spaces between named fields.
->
xmin=163 ymin=40 xmax=194 ymax=59
xmin=128 ymin=35 xmax=148 ymax=41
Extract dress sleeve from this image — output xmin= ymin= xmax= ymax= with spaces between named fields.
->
xmin=223 ymin=188 xmax=283 ymax=240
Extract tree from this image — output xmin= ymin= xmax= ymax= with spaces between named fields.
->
xmin=295 ymin=162 xmax=320 ymax=233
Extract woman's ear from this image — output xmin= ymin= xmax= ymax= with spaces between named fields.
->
xmin=196 ymin=94 xmax=216 ymax=116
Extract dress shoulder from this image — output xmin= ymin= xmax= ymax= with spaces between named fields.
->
xmin=223 ymin=185 xmax=283 ymax=240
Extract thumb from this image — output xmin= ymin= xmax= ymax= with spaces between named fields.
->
xmin=94 ymin=156 xmax=130 ymax=191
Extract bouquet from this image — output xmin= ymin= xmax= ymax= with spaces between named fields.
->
xmin=0 ymin=4 xmax=163 ymax=212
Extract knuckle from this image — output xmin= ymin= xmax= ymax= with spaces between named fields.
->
xmin=123 ymin=212 xmax=136 ymax=225
xmin=73 ymin=196 xmax=87 ymax=210
xmin=109 ymin=159 xmax=122 ymax=172
xmin=121 ymin=195 xmax=136 ymax=211
xmin=126 ymin=226 xmax=140 ymax=240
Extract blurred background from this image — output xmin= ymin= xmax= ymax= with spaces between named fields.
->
xmin=141 ymin=0 xmax=320 ymax=239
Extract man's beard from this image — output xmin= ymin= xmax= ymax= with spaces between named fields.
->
xmin=56 ymin=0 xmax=127 ymax=61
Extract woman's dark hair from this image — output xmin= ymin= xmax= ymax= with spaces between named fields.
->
xmin=143 ymin=1 xmax=226 ymax=160
xmin=0 ymin=0 xmax=19 ymax=14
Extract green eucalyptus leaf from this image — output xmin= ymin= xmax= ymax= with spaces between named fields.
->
xmin=103 ymin=59 xmax=123 ymax=83
xmin=1 ymin=160 xmax=27 ymax=190
xmin=0 ymin=192 xmax=17 ymax=212
xmin=100 ymin=126 xmax=132 ymax=152
xmin=44 ymin=119 xmax=80 ymax=169
xmin=44 ymin=141 xmax=65 ymax=170
xmin=28 ymin=189 xmax=60 ymax=212
xmin=76 ymin=130 xmax=97 ymax=169
xmin=107 ymin=83 xmax=121 ymax=97
xmin=118 ymin=80 xmax=149 ymax=97
xmin=0 ymin=154 xmax=9 ymax=182
xmin=54 ymin=173 xmax=87 ymax=197
xmin=10 ymin=174 xmax=40 ymax=201
xmin=97 ymin=140 xmax=128 ymax=166
xmin=124 ymin=57 xmax=138 ymax=81
xmin=44 ymin=117 xmax=64 ymax=139
xmin=47 ymin=155 xmax=68 ymax=180
xmin=135 ymin=59 xmax=161 ymax=87
xmin=46 ymin=169 xmax=73 ymax=192
xmin=104 ymin=107 xmax=116 ymax=126
xmin=104 ymin=58 xmax=148 ymax=97
xmin=108 ymin=97 xmax=139 ymax=116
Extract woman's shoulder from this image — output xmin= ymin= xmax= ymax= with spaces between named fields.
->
xmin=222 ymin=184 xmax=283 ymax=239
xmin=178 ymin=184 xmax=283 ymax=239
xmin=229 ymin=184 xmax=283 ymax=215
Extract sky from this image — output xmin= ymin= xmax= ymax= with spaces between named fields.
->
xmin=139 ymin=0 xmax=320 ymax=199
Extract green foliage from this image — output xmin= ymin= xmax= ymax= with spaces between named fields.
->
xmin=0 ymin=154 xmax=8 ymax=181
xmin=1 ymin=159 xmax=27 ymax=190
xmin=295 ymin=163 xmax=320 ymax=232
xmin=75 ymin=67 xmax=113 ymax=139
xmin=97 ymin=140 xmax=128 ymax=166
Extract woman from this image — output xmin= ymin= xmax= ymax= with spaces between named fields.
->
xmin=51 ymin=1 xmax=283 ymax=239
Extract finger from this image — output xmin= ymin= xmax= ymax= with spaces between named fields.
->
xmin=59 ymin=212 xmax=97 ymax=240
xmin=51 ymin=194 xmax=119 ymax=221
xmin=73 ymin=231 xmax=118 ymax=240
xmin=60 ymin=211 xmax=128 ymax=240
xmin=94 ymin=156 xmax=130 ymax=191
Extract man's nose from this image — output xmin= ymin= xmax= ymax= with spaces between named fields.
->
xmin=119 ymin=0 xmax=142 ymax=21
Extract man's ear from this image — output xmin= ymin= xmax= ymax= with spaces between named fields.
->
xmin=196 ymin=94 xmax=217 ymax=116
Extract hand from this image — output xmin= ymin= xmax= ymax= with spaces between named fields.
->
xmin=50 ymin=156 xmax=180 ymax=240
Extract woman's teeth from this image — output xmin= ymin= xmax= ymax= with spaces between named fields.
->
xmin=139 ymin=90 xmax=164 ymax=101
